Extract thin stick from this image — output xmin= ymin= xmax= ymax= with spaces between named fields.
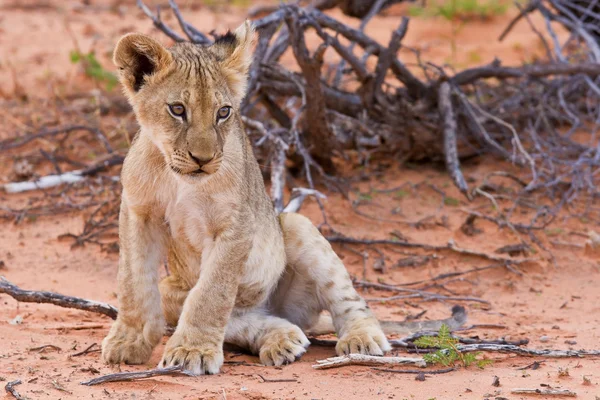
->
xmin=71 ymin=343 xmax=100 ymax=357
xmin=511 ymin=388 xmax=577 ymax=397
xmin=0 ymin=125 xmax=112 ymax=153
xmin=28 ymin=344 xmax=62 ymax=353
xmin=257 ymin=374 xmax=297 ymax=383
xmin=0 ymin=277 xmax=118 ymax=319
xmin=372 ymin=367 xmax=455 ymax=374
xmin=313 ymin=354 xmax=426 ymax=370
xmin=407 ymin=343 xmax=600 ymax=357
xmin=81 ymin=366 xmax=194 ymax=386
xmin=439 ymin=82 xmax=469 ymax=196
xmin=4 ymin=380 xmax=24 ymax=400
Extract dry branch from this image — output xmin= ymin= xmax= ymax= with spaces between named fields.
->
xmin=438 ymin=82 xmax=469 ymax=197
xmin=4 ymin=380 xmax=24 ymax=400
xmin=312 ymin=354 xmax=427 ymax=370
xmin=0 ymin=276 xmax=118 ymax=319
xmin=407 ymin=343 xmax=600 ymax=357
xmin=511 ymin=387 xmax=577 ymax=397
xmin=0 ymin=125 xmax=113 ymax=153
xmin=81 ymin=366 xmax=194 ymax=386
xmin=372 ymin=367 xmax=455 ymax=374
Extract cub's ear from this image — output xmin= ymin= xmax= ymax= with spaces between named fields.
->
xmin=113 ymin=33 xmax=172 ymax=95
xmin=211 ymin=20 xmax=255 ymax=102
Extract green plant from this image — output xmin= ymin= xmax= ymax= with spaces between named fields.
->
xmin=70 ymin=50 xmax=118 ymax=91
xmin=414 ymin=324 xmax=493 ymax=368
xmin=444 ymin=196 xmax=460 ymax=206
xmin=409 ymin=0 xmax=509 ymax=21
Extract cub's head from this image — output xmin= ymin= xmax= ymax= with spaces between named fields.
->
xmin=114 ymin=22 xmax=254 ymax=177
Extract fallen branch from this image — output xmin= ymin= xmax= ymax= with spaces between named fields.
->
xmin=439 ymin=82 xmax=469 ymax=197
xmin=282 ymin=188 xmax=327 ymax=213
xmin=0 ymin=125 xmax=113 ymax=153
xmin=327 ymin=234 xmax=534 ymax=266
xmin=28 ymin=344 xmax=62 ymax=353
xmin=81 ymin=366 xmax=194 ymax=386
xmin=372 ymin=367 xmax=455 ymax=374
xmin=511 ymin=387 xmax=577 ymax=397
xmin=0 ymin=277 xmax=118 ymax=319
xmin=357 ymin=280 xmax=491 ymax=305
xmin=312 ymin=354 xmax=426 ymax=370
xmin=71 ymin=343 xmax=100 ymax=357
xmin=407 ymin=343 xmax=600 ymax=357
xmin=257 ymin=374 xmax=297 ymax=383
xmin=4 ymin=380 xmax=24 ymax=400
xmin=3 ymin=171 xmax=85 ymax=193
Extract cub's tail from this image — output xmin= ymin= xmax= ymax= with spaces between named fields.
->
xmin=308 ymin=305 xmax=467 ymax=336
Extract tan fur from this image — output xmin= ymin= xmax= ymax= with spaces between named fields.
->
xmin=102 ymin=23 xmax=390 ymax=375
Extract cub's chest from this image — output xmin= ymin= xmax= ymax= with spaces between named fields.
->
xmin=164 ymin=194 xmax=234 ymax=252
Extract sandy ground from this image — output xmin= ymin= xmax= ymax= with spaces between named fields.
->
xmin=1 ymin=1 xmax=599 ymax=399
xmin=1 ymin=164 xmax=600 ymax=399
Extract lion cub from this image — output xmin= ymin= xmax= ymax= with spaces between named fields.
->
xmin=102 ymin=21 xmax=390 ymax=375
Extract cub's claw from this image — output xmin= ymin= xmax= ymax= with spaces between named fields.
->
xmin=159 ymin=334 xmax=223 ymax=375
xmin=336 ymin=322 xmax=391 ymax=356
xmin=259 ymin=325 xmax=310 ymax=366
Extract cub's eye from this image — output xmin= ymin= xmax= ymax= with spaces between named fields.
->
xmin=168 ymin=103 xmax=186 ymax=118
xmin=216 ymin=106 xmax=231 ymax=122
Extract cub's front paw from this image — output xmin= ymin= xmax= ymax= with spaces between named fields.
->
xmin=159 ymin=333 xmax=223 ymax=375
xmin=102 ymin=319 xmax=163 ymax=365
xmin=259 ymin=325 xmax=310 ymax=366
xmin=336 ymin=321 xmax=391 ymax=356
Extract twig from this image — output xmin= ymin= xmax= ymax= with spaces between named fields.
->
xmin=71 ymin=343 xmax=100 ymax=357
xmin=372 ymin=367 xmax=455 ymax=374
xmin=28 ymin=344 xmax=62 ymax=353
xmin=136 ymin=0 xmax=185 ymax=43
xmin=282 ymin=188 xmax=327 ymax=214
xmin=167 ymin=0 xmax=211 ymax=44
xmin=81 ymin=366 xmax=195 ymax=386
xmin=0 ymin=125 xmax=113 ymax=153
xmin=313 ymin=354 xmax=426 ymax=370
xmin=4 ymin=380 xmax=24 ymax=400
xmin=3 ymin=171 xmax=85 ymax=193
xmin=0 ymin=276 xmax=118 ymax=319
xmin=257 ymin=374 xmax=297 ymax=383
xmin=327 ymin=234 xmax=534 ymax=265
xmin=511 ymin=388 xmax=577 ymax=397
xmin=406 ymin=343 xmax=600 ymax=357
xmin=439 ymin=82 xmax=469 ymax=196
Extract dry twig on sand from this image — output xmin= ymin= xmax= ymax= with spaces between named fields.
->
xmin=371 ymin=367 xmax=455 ymax=375
xmin=312 ymin=354 xmax=426 ymax=370
xmin=4 ymin=380 xmax=24 ymax=400
xmin=81 ymin=366 xmax=194 ymax=386
xmin=511 ymin=387 xmax=577 ymax=397
xmin=0 ymin=277 xmax=118 ymax=319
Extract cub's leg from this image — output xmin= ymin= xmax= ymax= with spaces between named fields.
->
xmin=225 ymin=309 xmax=310 ymax=366
xmin=158 ymin=233 xmax=250 ymax=375
xmin=159 ymin=280 xmax=310 ymax=367
xmin=159 ymin=275 xmax=189 ymax=327
xmin=276 ymin=213 xmax=391 ymax=356
xmin=102 ymin=202 xmax=166 ymax=365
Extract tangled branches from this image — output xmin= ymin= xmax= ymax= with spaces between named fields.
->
xmin=137 ymin=0 xmax=599 ymax=221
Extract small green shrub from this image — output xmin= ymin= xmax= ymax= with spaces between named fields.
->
xmin=409 ymin=0 xmax=509 ymax=21
xmin=70 ymin=50 xmax=118 ymax=91
xmin=414 ymin=324 xmax=493 ymax=368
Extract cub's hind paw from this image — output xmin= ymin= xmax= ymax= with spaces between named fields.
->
xmin=259 ymin=325 xmax=310 ymax=366
xmin=336 ymin=323 xmax=391 ymax=356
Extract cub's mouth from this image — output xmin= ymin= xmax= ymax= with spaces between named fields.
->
xmin=168 ymin=152 xmax=223 ymax=177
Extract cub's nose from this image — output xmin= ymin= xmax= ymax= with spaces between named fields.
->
xmin=188 ymin=151 xmax=213 ymax=168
